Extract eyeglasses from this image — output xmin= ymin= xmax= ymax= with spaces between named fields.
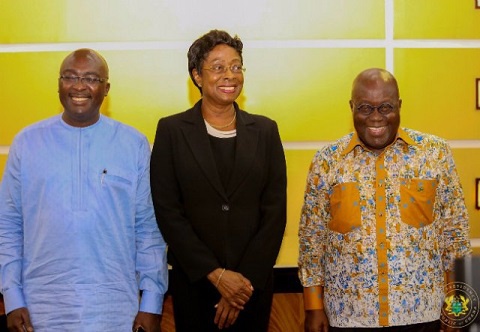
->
xmin=353 ymin=102 xmax=397 ymax=116
xmin=203 ymin=64 xmax=246 ymax=74
xmin=59 ymin=75 xmax=108 ymax=86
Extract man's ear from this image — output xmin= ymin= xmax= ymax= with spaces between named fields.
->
xmin=105 ymin=83 xmax=111 ymax=96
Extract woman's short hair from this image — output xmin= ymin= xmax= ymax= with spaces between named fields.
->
xmin=187 ymin=29 xmax=243 ymax=92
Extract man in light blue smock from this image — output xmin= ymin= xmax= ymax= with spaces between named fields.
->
xmin=0 ymin=49 xmax=168 ymax=332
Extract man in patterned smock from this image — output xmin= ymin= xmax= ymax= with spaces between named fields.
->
xmin=298 ymin=68 xmax=471 ymax=332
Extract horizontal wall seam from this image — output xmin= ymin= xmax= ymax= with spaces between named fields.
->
xmin=2 ymin=39 xmax=480 ymax=53
xmin=2 ymin=140 xmax=480 ymax=155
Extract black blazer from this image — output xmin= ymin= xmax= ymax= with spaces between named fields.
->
xmin=150 ymin=100 xmax=287 ymax=290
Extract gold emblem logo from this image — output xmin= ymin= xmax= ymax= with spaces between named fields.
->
xmin=441 ymin=282 xmax=479 ymax=328
xmin=444 ymin=294 xmax=469 ymax=317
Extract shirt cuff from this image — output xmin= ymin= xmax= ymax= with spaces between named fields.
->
xmin=139 ymin=290 xmax=164 ymax=314
xmin=3 ymin=287 xmax=27 ymax=314
xmin=303 ymin=286 xmax=324 ymax=310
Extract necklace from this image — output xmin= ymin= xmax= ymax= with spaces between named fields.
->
xmin=204 ymin=110 xmax=236 ymax=129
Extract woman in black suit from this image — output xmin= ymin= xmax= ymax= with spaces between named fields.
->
xmin=150 ymin=30 xmax=287 ymax=331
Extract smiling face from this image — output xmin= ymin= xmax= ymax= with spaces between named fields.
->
xmin=192 ymin=44 xmax=244 ymax=108
xmin=58 ymin=49 xmax=110 ymax=127
xmin=350 ymin=69 xmax=402 ymax=154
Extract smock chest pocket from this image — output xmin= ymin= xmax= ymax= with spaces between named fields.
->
xmin=328 ymin=182 xmax=361 ymax=234
xmin=399 ymin=178 xmax=437 ymax=228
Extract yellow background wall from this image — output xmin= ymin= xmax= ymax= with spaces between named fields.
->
xmin=1 ymin=0 xmax=480 ymax=266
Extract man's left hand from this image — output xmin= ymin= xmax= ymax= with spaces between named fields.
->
xmin=132 ymin=312 xmax=161 ymax=332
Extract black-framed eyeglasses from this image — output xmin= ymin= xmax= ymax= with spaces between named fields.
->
xmin=203 ymin=64 xmax=246 ymax=74
xmin=59 ymin=75 xmax=108 ymax=86
xmin=353 ymin=102 xmax=397 ymax=116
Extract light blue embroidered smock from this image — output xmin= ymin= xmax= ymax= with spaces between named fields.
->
xmin=0 ymin=114 xmax=168 ymax=331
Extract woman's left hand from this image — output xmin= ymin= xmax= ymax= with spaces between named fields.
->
xmin=214 ymin=297 xmax=240 ymax=329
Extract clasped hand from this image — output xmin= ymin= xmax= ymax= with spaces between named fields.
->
xmin=213 ymin=269 xmax=253 ymax=310
xmin=208 ymin=268 xmax=253 ymax=329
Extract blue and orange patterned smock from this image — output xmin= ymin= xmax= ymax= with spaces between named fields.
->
xmin=298 ymin=128 xmax=471 ymax=327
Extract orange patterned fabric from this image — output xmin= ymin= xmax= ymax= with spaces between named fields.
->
xmin=303 ymin=286 xmax=324 ymax=310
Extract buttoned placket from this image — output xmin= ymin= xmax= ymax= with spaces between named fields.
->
xmin=376 ymin=153 xmax=389 ymax=326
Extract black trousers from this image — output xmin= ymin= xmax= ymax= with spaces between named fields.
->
xmin=329 ymin=320 xmax=441 ymax=332
xmin=170 ymin=268 xmax=273 ymax=332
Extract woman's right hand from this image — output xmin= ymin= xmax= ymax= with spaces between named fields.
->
xmin=208 ymin=268 xmax=253 ymax=310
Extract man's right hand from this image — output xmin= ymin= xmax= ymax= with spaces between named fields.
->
xmin=7 ymin=307 xmax=34 ymax=332
xmin=304 ymin=309 xmax=329 ymax=332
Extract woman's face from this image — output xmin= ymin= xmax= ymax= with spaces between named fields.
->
xmin=193 ymin=44 xmax=244 ymax=107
